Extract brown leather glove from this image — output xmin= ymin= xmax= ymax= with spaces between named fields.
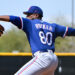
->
xmin=0 ymin=24 xmax=4 ymax=36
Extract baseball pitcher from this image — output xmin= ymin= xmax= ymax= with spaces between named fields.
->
xmin=0 ymin=6 xmax=75 ymax=75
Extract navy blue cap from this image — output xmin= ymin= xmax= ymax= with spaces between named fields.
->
xmin=23 ymin=6 xmax=43 ymax=17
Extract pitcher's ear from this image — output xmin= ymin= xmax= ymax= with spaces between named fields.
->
xmin=35 ymin=14 xmax=39 ymax=18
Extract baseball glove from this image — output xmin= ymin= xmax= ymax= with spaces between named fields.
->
xmin=0 ymin=24 xmax=4 ymax=36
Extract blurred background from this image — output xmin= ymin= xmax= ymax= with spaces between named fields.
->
xmin=0 ymin=0 xmax=75 ymax=53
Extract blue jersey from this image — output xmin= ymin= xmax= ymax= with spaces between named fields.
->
xmin=9 ymin=16 xmax=68 ymax=54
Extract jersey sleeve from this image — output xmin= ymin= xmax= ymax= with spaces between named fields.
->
xmin=9 ymin=16 xmax=23 ymax=29
xmin=55 ymin=24 xmax=68 ymax=37
xmin=66 ymin=27 xmax=75 ymax=36
xmin=9 ymin=15 xmax=32 ymax=33
xmin=21 ymin=18 xmax=32 ymax=33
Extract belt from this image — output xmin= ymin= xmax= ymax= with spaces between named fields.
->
xmin=33 ymin=50 xmax=53 ymax=57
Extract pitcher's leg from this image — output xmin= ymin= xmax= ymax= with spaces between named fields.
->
xmin=14 ymin=52 xmax=58 ymax=75
xmin=14 ymin=56 xmax=42 ymax=75
xmin=40 ymin=53 xmax=58 ymax=75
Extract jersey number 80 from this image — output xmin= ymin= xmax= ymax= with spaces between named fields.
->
xmin=39 ymin=31 xmax=52 ymax=46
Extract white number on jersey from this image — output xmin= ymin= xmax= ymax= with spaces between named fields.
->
xmin=39 ymin=31 xmax=52 ymax=45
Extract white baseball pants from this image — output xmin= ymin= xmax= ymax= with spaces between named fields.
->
xmin=14 ymin=50 xmax=58 ymax=75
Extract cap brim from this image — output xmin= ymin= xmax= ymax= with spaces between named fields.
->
xmin=23 ymin=11 xmax=28 ymax=14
